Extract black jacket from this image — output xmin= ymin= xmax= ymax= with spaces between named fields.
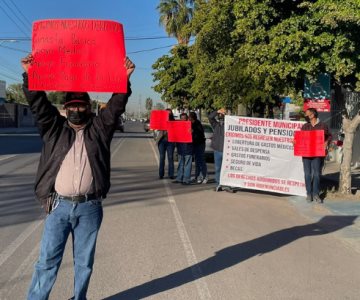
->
xmin=208 ymin=111 xmax=224 ymax=152
xmin=191 ymin=119 xmax=206 ymax=145
xmin=22 ymin=73 xmax=131 ymax=206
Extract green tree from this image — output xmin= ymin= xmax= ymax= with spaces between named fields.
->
xmin=152 ymin=45 xmax=194 ymax=109
xmin=154 ymin=102 xmax=165 ymax=110
xmin=190 ymin=0 xmax=280 ymax=113
xmin=47 ymin=91 xmax=66 ymax=104
xmin=190 ymin=0 xmax=360 ymax=193
xmin=6 ymin=83 xmax=26 ymax=104
xmin=157 ymin=0 xmax=194 ymax=45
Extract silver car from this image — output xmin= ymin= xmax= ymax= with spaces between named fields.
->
xmin=203 ymin=123 xmax=214 ymax=159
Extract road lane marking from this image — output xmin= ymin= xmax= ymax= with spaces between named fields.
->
xmin=0 ymin=219 xmax=43 ymax=268
xmin=0 ymin=137 xmax=124 ymax=270
xmin=0 ymin=243 xmax=40 ymax=299
xmin=0 ymin=154 xmax=17 ymax=162
xmin=149 ymin=139 xmax=211 ymax=299
xmin=111 ymin=137 xmax=126 ymax=159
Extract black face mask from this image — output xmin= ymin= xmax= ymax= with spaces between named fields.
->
xmin=66 ymin=110 xmax=90 ymax=125
xmin=304 ymin=116 xmax=311 ymax=123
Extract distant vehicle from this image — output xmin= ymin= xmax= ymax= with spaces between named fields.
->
xmin=144 ymin=119 xmax=150 ymax=132
xmin=116 ymin=116 xmax=125 ymax=132
xmin=203 ymin=123 xmax=214 ymax=158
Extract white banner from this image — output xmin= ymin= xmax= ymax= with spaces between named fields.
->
xmin=220 ymin=116 xmax=306 ymax=196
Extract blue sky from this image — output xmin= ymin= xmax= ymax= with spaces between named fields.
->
xmin=0 ymin=0 xmax=177 ymax=113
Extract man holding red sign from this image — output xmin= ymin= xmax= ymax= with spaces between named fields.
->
xmin=154 ymin=109 xmax=176 ymax=179
xmin=22 ymin=54 xmax=135 ymax=300
xmin=300 ymin=108 xmax=331 ymax=203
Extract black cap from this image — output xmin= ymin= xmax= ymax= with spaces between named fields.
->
xmin=64 ymin=92 xmax=91 ymax=107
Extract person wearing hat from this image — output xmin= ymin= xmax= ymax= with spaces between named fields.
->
xmin=21 ymin=54 xmax=135 ymax=300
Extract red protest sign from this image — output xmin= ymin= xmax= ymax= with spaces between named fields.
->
xmin=150 ymin=110 xmax=169 ymax=130
xmin=29 ymin=19 xmax=127 ymax=93
xmin=167 ymin=121 xmax=192 ymax=143
xmin=294 ymin=130 xmax=325 ymax=157
xmin=303 ymin=99 xmax=331 ymax=112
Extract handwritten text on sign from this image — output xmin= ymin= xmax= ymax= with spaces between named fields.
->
xmin=220 ymin=116 xmax=306 ymax=196
xmin=167 ymin=121 xmax=192 ymax=143
xmin=150 ymin=110 xmax=169 ymax=130
xmin=294 ymin=130 xmax=325 ymax=157
xmin=29 ymin=19 xmax=127 ymax=93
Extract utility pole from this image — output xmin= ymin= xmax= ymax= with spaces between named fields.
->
xmin=138 ymin=94 xmax=142 ymax=119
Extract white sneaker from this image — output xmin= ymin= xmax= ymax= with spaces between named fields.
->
xmin=197 ymin=176 xmax=203 ymax=184
xmin=202 ymin=177 xmax=208 ymax=184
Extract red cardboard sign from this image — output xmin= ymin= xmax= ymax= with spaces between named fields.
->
xmin=29 ymin=19 xmax=127 ymax=93
xmin=167 ymin=121 xmax=192 ymax=143
xmin=303 ymin=99 xmax=331 ymax=112
xmin=150 ymin=110 xmax=169 ymax=130
xmin=294 ymin=130 xmax=325 ymax=157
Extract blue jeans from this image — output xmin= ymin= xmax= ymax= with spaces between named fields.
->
xmin=158 ymin=139 xmax=175 ymax=178
xmin=27 ymin=197 xmax=103 ymax=300
xmin=302 ymin=157 xmax=323 ymax=196
xmin=193 ymin=143 xmax=207 ymax=179
xmin=214 ymin=151 xmax=223 ymax=185
xmin=176 ymin=154 xmax=192 ymax=183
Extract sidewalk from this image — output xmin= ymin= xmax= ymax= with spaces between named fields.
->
xmin=0 ymin=126 xmax=38 ymax=134
xmin=288 ymin=160 xmax=360 ymax=252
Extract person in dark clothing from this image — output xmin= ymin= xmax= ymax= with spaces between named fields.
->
xmin=189 ymin=111 xmax=208 ymax=184
xmin=208 ymin=108 xmax=238 ymax=193
xmin=301 ymin=108 xmax=331 ymax=203
xmin=174 ymin=113 xmax=193 ymax=185
xmin=155 ymin=108 xmax=175 ymax=179
xmin=22 ymin=54 xmax=135 ymax=300
xmin=208 ymin=109 xmax=225 ymax=191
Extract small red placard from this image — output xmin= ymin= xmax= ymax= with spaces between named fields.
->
xmin=150 ymin=110 xmax=169 ymax=130
xmin=303 ymin=99 xmax=331 ymax=112
xmin=167 ymin=121 xmax=192 ymax=143
xmin=29 ymin=19 xmax=127 ymax=93
xmin=294 ymin=130 xmax=325 ymax=157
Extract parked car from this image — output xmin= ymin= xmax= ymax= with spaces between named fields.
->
xmin=116 ymin=116 xmax=125 ymax=132
xmin=203 ymin=123 xmax=214 ymax=160
xmin=144 ymin=119 xmax=150 ymax=132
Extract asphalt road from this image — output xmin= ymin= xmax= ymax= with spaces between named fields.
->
xmin=1 ymin=121 xmax=360 ymax=300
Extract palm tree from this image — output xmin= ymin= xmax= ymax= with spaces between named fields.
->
xmin=157 ymin=0 xmax=194 ymax=45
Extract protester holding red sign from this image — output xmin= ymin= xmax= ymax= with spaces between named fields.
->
xmin=189 ymin=111 xmax=208 ymax=184
xmin=173 ymin=113 xmax=193 ymax=185
xmin=154 ymin=109 xmax=176 ymax=179
xmin=22 ymin=53 xmax=135 ymax=300
xmin=300 ymin=108 xmax=331 ymax=203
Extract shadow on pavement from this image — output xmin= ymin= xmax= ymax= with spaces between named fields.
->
xmin=103 ymin=215 xmax=357 ymax=300
xmin=0 ymin=135 xmax=42 ymax=155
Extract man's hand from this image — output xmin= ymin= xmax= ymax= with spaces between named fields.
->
xmin=217 ymin=108 xmax=226 ymax=115
xmin=21 ymin=54 xmax=33 ymax=73
xmin=125 ymin=57 xmax=135 ymax=79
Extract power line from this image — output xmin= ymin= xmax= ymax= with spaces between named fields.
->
xmin=0 ymin=61 xmax=21 ymax=77
xmin=0 ymin=71 xmax=20 ymax=82
xmin=128 ymin=44 xmax=174 ymax=54
xmin=0 ymin=36 xmax=174 ymax=42
xmin=0 ymin=37 xmax=30 ymax=41
xmin=1 ymin=0 xmax=31 ymax=35
xmin=0 ymin=2 xmax=29 ymax=37
xmin=7 ymin=0 xmax=32 ymax=27
xmin=0 ymin=42 xmax=176 ymax=54
xmin=0 ymin=44 xmax=28 ymax=53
